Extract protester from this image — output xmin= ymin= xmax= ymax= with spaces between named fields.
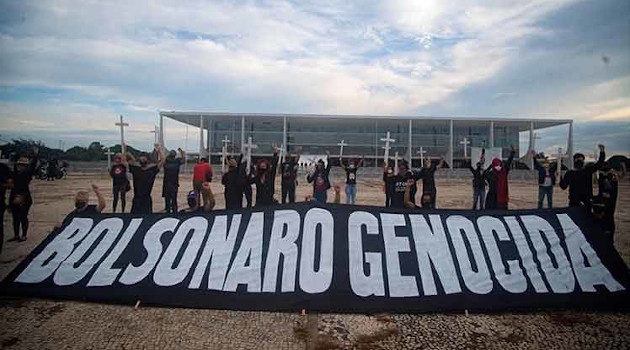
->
xmin=416 ymin=157 xmax=444 ymax=209
xmin=251 ymin=147 xmax=279 ymax=207
xmin=383 ymin=163 xmax=395 ymax=207
xmin=340 ymin=156 xmax=364 ymax=204
xmin=0 ymin=162 xmax=11 ymax=252
xmin=593 ymin=163 xmax=618 ymax=244
xmin=532 ymin=151 xmax=558 ymax=209
xmin=484 ymin=146 xmax=515 ymax=210
xmin=280 ymin=148 xmax=302 ymax=204
xmin=467 ymin=157 xmax=486 ymax=210
xmin=307 ymin=152 xmax=332 ymax=203
xmin=46 ymin=157 xmax=57 ymax=181
xmin=383 ymin=159 xmax=416 ymax=209
xmin=560 ymin=144 xmax=605 ymax=213
xmin=9 ymin=147 xmax=39 ymax=242
xmin=222 ymin=158 xmax=243 ymax=209
xmin=162 ymin=148 xmax=186 ymax=213
xmin=237 ymin=153 xmax=254 ymax=208
xmin=109 ymin=153 xmax=129 ymax=213
xmin=71 ymin=184 xmax=105 ymax=215
xmin=125 ymin=145 xmax=165 ymax=214
xmin=193 ymin=156 xmax=214 ymax=205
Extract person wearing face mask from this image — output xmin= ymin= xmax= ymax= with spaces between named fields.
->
xmin=531 ymin=151 xmax=558 ymax=209
xmin=125 ymin=145 xmax=166 ymax=214
xmin=593 ymin=163 xmax=618 ymax=244
xmin=71 ymin=184 xmax=106 ymax=215
xmin=384 ymin=160 xmax=417 ymax=209
xmin=251 ymin=147 xmax=280 ymax=207
xmin=466 ymin=155 xmax=487 ymax=210
xmin=340 ymin=155 xmax=364 ymax=204
xmin=109 ymin=153 xmax=129 ymax=213
xmin=235 ymin=153 xmax=255 ymax=208
xmin=382 ymin=162 xmax=395 ymax=207
xmin=222 ymin=158 xmax=244 ymax=209
xmin=416 ymin=157 xmax=444 ymax=209
xmin=307 ymin=151 xmax=332 ymax=203
xmin=484 ymin=146 xmax=515 ymax=210
xmin=560 ymin=144 xmax=605 ymax=213
xmin=280 ymin=148 xmax=302 ymax=204
xmin=8 ymin=147 xmax=39 ymax=242
xmin=162 ymin=148 xmax=186 ymax=213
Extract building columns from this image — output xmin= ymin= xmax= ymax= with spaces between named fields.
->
xmin=241 ymin=115 xmax=246 ymax=152
xmin=159 ymin=113 xmax=164 ymax=148
xmin=408 ymin=119 xmax=413 ymax=162
xmin=489 ymin=120 xmax=494 ymax=148
xmin=568 ymin=121 xmax=574 ymax=170
xmin=449 ymin=119 xmax=454 ymax=170
xmin=528 ymin=121 xmax=535 ymax=169
xmin=283 ymin=116 xmax=287 ymax=153
xmin=206 ymin=119 xmax=211 ymax=159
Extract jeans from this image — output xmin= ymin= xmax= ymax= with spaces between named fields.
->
xmin=314 ymin=191 xmax=327 ymax=203
xmin=473 ymin=187 xmax=485 ymax=210
xmin=345 ymin=184 xmax=357 ymax=204
xmin=538 ymin=186 xmax=553 ymax=209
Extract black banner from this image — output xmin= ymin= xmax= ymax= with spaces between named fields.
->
xmin=2 ymin=204 xmax=630 ymax=313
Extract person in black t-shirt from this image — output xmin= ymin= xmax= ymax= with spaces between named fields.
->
xmin=466 ymin=157 xmax=487 ymax=210
xmin=307 ymin=152 xmax=332 ymax=203
xmin=280 ymin=148 xmax=302 ymax=204
xmin=71 ymin=184 xmax=106 ymax=215
xmin=9 ymin=147 xmax=39 ymax=242
xmin=125 ymin=145 xmax=165 ymax=214
xmin=251 ymin=147 xmax=279 ymax=207
xmin=593 ymin=163 xmax=618 ymax=244
xmin=340 ymin=156 xmax=364 ymax=204
xmin=560 ymin=144 xmax=605 ymax=213
xmin=383 ymin=160 xmax=416 ymax=209
xmin=383 ymin=163 xmax=394 ymax=207
xmin=416 ymin=157 xmax=444 ymax=209
xmin=222 ymin=158 xmax=243 ymax=209
xmin=162 ymin=148 xmax=186 ymax=213
xmin=109 ymin=153 xmax=129 ymax=213
xmin=0 ymin=162 xmax=11 ymax=253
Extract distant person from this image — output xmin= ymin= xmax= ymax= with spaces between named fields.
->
xmin=307 ymin=152 xmax=331 ymax=203
xmin=162 ymin=148 xmax=186 ymax=213
xmin=109 ymin=153 xmax=129 ymax=213
xmin=484 ymin=146 xmax=515 ymax=210
xmin=340 ymin=156 xmax=364 ymax=204
xmin=9 ymin=147 xmax=39 ymax=242
xmin=251 ymin=147 xmax=279 ymax=207
xmin=0 ymin=162 xmax=12 ymax=252
xmin=71 ymin=184 xmax=106 ymax=215
xmin=383 ymin=160 xmax=416 ymax=209
xmin=237 ymin=153 xmax=254 ymax=208
xmin=383 ymin=163 xmax=395 ymax=207
xmin=222 ymin=158 xmax=243 ymax=209
xmin=193 ymin=156 xmax=214 ymax=208
xmin=125 ymin=145 xmax=165 ymax=214
xmin=466 ymin=155 xmax=486 ymax=210
xmin=592 ymin=163 xmax=618 ymax=244
xmin=280 ymin=148 xmax=301 ymax=204
xmin=560 ymin=144 xmax=605 ymax=213
xmin=416 ymin=157 xmax=444 ymax=209
xmin=532 ymin=151 xmax=558 ymax=209
xmin=46 ymin=157 xmax=57 ymax=181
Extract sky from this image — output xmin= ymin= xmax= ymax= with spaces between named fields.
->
xmin=0 ymin=0 xmax=628 ymax=156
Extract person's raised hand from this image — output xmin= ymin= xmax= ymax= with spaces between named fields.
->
xmin=91 ymin=184 xmax=99 ymax=192
xmin=598 ymin=144 xmax=605 ymax=152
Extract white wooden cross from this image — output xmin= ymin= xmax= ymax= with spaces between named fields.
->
xmin=554 ymin=147 xmax=563 ymax=181
xmin=221 ymin=136 xmax=231 ymax=172
xmin=149 ymin=126 xmax=158 ymax=144
xmin=337 ymin=140 xmax=348 ymax=158
xmin=380 ymin=132 xmax=396 ymax=164
xmin=276 ymin=144 xmax=285 ymax=165
xmin=105 ymin=147 xmax=115 ymax=171
xmin=243 ymin=136 xmax=257 ymax=175
xmin=115 ymin=115 xmax=129 ymax=155
xmin=417 ymin=146 xmax=427 ymax=165
xmin=394 ymin=151 xmax=399 ymax=175
xmin=459 ymin=137 xmax=471 ymax=159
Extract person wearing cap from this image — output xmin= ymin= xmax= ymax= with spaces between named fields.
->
xmin=124 ymin=144 xmax=165 ymax=214
xmin=281 ymin=148 xmax=302 ymax=204
xmin=70 ymin=184 xmax=105 ymax=215
xmin=9 ymin=147 xmax=39 ymax=242
xmin=251 ymin=147 xmax=280 ymax=207
xmin=222 ymin=158 xmax=243 ymax=209
xmin=484 ymin=146 xmax=516 ymax=210
xmin=181 ymin=185 xmax=215 ymax=213
xmin=531 ymin=150 xmax=558 ymax=209
xmin=162 ymin=148 xmax=186 ymax=213
xmin=109 ymin=152 xmax=129 ymax=213
xmin=560 ymin=144 xmax=605 ymax=213
xmin=307 ymin=151 xmax=332 ymax=203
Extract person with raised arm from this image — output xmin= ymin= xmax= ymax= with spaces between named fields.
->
xmin=280 ymin=147 xmax=302 ymax=204
xmin=560 ymin=144 xmax=605 ymax=213
xmin=340 ymin=155 xmax=364 ymax=205
xmin=531 ymin=150 xmax=558 ymax=209
xmin=415 ymin=157 xmax=444 ymax=209
xmin=124 ymin=144 xmax=165 ymax=214
xmin=466 ymin=152 xmax=487 ymax=210
xmin=484 ymin=145 xmax=516 ymax=210
xmin=109 ymin=153 xmax=129 ymax=213
xmin=9 ymin=146 xmax=39 ymax=242
xmin=251 ymin=146 xmax=280 ymax=207
xmin=162 ymin=148 xmax=186 ymax=213
xmin=383 ymin=159 xmax=416 ymax=209
xmin=307 ymin=151 xmax=332 ymax=203
xmin=222 ymin=158 xmax=243 ymax=209
xmin=71 ymin=184 xmax=106 ymax=215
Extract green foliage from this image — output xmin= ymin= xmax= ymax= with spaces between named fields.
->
xmin=0 ymin=139 xmax=146 ymax=162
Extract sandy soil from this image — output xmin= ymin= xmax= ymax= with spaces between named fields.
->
xmin=0 ymin=171 xmax=628 ymax=350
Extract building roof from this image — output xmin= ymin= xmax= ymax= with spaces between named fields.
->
xmin=160 ymin=111 xmax=571 ymax=132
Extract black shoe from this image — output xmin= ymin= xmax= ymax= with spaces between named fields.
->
xmin=8 ymin=236 xmax=19 ymax=242
xmin=18 ymin=236 xmax=27 ymax=242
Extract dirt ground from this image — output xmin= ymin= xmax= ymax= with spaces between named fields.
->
xmin=0 ymin=171 xmax=629 ymax=350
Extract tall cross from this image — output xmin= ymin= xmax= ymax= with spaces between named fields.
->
xmin=380 ymin=132 xmax=396 ymax=164
xmin=337 ymin=140 xmax=348 ymax=158
xmin=276 ymin=144 xmax=285 ymax=164
xmin=243 ymin=136 xmax=258 ymax=175
xmin=221 ymin=136 xmax=231 ymax=172
xmin=149 ymin=126 xmax=158 ymax=144
xmin=417 ymin=146 xmax=427 ymax=165
xmin=459 ymin=137 xmax=471 ymax=159
xmin=105 ymin=147 xmax=115 ymax=171
xmin=394 ymin=152 xmax=399 ymax=175
xmin=554 ymin=147 xmax=564 ymax=181
xmin=115 ymin=115 xmax=129 ymax=155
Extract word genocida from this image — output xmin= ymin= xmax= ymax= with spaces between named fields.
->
xmin=14 ymin=207 xmax=624 ymax=297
